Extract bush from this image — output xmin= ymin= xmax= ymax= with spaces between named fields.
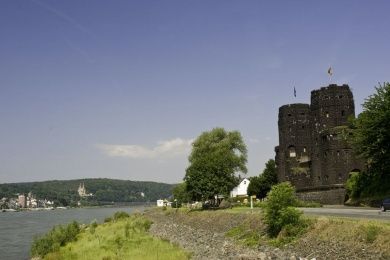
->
xmin=171 ymin=201 xmax=182 ymax=208
xmin=219 ymin=200 xmax=232 ymax=209
xmin=113 ymin=211 xmax=130 ymax=221
xmin=90 ymin=220 xmax=98 ymax=234
xmin=31 ymin=221 xmax=80 ymax=257
xmin=363 ymin=224 xmax=381 ymax=243
xmin=262 ymin=182 xmax=303 ymax=237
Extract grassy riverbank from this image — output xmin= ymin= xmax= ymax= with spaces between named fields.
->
xmin=33 ymin=212 xmax=190 ymax=260
xmin=32 ymin=208 xmax=390 ymax=259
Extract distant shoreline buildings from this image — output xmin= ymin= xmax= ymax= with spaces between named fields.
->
xmin=1 ymin=192 xmax=54 ymax=210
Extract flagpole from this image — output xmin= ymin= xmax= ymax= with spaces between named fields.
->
xmin=328 ymin=67 xmax=333 ymax=85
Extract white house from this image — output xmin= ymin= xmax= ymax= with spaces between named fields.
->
xmin=156 ymin=199 xmax=164 ymax=207
xmin=156 ymin=199 xmax=172 ymax=207
xmin=230 ymin=178 xmax=250 ymax=197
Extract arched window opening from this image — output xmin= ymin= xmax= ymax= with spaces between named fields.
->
xmin=288 ymin=146 xmax=296 ymax=158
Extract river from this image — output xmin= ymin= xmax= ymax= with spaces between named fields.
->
xmin=0 ymin=206 xmax=146 ymax=260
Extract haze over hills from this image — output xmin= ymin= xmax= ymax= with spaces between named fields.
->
xmin=0 ymin=178 xmax=175 ymax=206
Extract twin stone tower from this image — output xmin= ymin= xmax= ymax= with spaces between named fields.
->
xmin=275 ymin=84 xmax=363 ymax=204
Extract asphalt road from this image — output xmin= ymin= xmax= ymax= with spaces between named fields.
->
xmin=301 ymin=206 xmax=390 ymax=221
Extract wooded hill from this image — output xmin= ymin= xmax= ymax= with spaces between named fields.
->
xmin=0 ymin=178 xmax=175 ymax=206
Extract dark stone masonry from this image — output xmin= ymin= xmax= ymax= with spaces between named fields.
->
xmin=275 ymin=84 xmax=364 ymax=204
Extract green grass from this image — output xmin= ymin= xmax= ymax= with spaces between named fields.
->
xmin=222 ymin=206 xmax=262 ymax=213
xmin=43 ymin=214 xmax=190 ymax=260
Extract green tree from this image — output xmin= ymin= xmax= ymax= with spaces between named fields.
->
xmin=350 ymin=82 xmax=390 ymax=198
xmin=184 ymin=127 xmax=247 ymax=202
xmin=352 ymin=82 xmax=390 ymax=170
xmin=172 ymin=182 xmax=191 ymax=203
xmin=247 ymin=159 xmax=277 ymax=199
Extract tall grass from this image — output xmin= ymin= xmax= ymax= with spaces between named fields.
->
xmin=31 ymin=221 xmax=80 ymax=257
xmin=42 ymin=213 xmax=190 ymax=260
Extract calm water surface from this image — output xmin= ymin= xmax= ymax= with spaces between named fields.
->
xmin=0 ymin=206 xmax=146 ymax=260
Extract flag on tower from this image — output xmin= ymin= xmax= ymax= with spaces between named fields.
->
xmin=294 ymin=86 xmax=296 ymax=97
xmin=327 ymin=67 xmax=333 ymax=76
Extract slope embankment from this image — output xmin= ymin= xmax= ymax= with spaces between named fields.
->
xmin=144 ymin=208 xmax=390 ymax=260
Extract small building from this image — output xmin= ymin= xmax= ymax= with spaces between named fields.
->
xmin=230 ymin=178 xmax=250 ymax=197
xmin=156 ymin=199 xmax=164 ymax=207
xmin=18 ymin=194 xmax=26 ymax=208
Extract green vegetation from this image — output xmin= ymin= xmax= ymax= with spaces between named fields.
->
xmin=226 ymin=183 xmax=312 ymax=247
xmin=184 ymin=127 xmax=247 ymax=202
xmin=172 ymin=182 xmax=191 ymax=204
xmin=247 ymin=159 xmax=278 ymax=199
xmin=0 ymin=178 xmax=174 ymax=206
xmin=348 ymin=82 xmax=390 ymax=201
xmin=262 ymin=182 xmax=309 ymax=241
xmin=33 ymin=212 xmax=190 ymax=260
xmin=225 ymin=212 xmax=390 ymax=258
xmin=31 ymin=221 xmax=81 ymax=257
xmin=294 ymin=200 xmax=322 ymax=208
xmin=296 ymin=217 xmax=390 ymax=258
xmin=225 ymin=214 xmax=264 ymax=247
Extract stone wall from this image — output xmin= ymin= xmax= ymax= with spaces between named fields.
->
xmin=296 ymin=188 xmax=347 ymax=205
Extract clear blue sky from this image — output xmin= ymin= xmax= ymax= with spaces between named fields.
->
xmin=1 ymin=1 xmax=389 ymax=183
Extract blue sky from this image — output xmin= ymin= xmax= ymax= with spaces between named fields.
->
xmin=1 ymin=1 xmax=389 ymax=183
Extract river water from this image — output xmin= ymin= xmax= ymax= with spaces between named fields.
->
xmin=0 ymin=206 xmax=146 ymax=260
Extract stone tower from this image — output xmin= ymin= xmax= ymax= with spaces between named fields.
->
xmin=275 ymin=84 xmax=364 ymax=204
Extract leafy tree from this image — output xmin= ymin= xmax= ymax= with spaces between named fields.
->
xmin=247 ymin=159 xmax=277 ymax=199
xmin=352 ymin=82 xmax=390 ymax=171
xmin=349 ymin=82 xmax=390 ymax=198
xmin=172 ymin=182 xmax=191 ymax=203
xmin=184 ymin=127 xmax=247 ymax=202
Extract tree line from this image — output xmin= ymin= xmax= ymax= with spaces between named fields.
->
xmin=0 ymin=178 xmax=174 ymax=206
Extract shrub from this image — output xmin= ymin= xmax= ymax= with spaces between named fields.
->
xmin=113 ymin=211 xmax=130 ymax=221
xmin=262 ymin=182 xmax=302 ymax=237
xmin=90 ymin=220 xmax=98 ymax=234
xmin=363 ymin=224 xmax=381 ymax=243
xmin=171 ymin=201 xmax=182 ymax=208
xmin=31 ymin=221 xmax=80 ymax=257
xmin=218 ymin=200 xmax=232 ymax=209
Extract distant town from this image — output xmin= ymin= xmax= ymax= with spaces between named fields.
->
xmin=0 ymin=183 xmax=92 ymax=212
